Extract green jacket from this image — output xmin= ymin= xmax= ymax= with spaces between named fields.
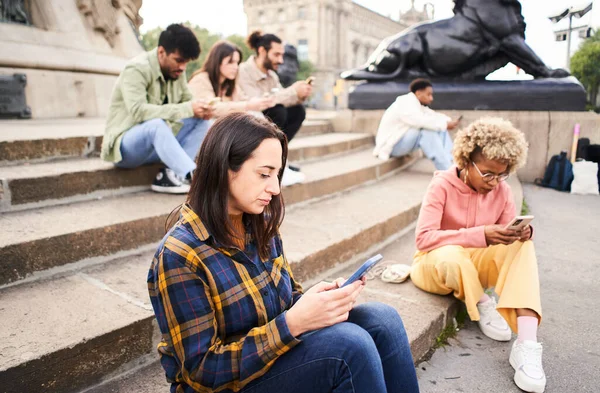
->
xmin=101 ymin=48 xmax=195 ymax=163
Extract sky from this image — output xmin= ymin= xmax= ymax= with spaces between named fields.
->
xmin=139 ymin=0 xmax=597 ymax=77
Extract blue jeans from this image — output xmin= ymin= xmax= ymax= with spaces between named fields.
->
xmin=240 ymin=302 xmax=419 ymax=393
xmin=116 ymin=118 xmax=211 ymax=177
xmin=390 ymin=128 xmax=453 ymax=170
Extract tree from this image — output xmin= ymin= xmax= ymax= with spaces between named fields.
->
xmin=227 ymin=34 xmax=254 ymax=62
xmin=139 ymin=23 xmax=253 ymax=80
xmin=571 ymin=30 xmax=600 ymax=108
xmin=140 ymin=25 xmax=314 ymax=86
xmin=297 ymin=60 xmax=315 ymax=82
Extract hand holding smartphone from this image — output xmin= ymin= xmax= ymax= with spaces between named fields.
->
xmin=505 ymin=215 xmax=534 ymax=231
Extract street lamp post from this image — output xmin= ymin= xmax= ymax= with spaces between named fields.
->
xmin=549 ymin=2 xmax=593 ymax=70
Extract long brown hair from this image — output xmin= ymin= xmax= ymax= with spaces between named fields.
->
xmin=187 ymin=112 xmax=288 ymax=260
xmin=196 ymin=40 xmax=243 ymax=98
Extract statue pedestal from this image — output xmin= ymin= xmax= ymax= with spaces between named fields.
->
xmin=0 ymin=0 xmax=143 ymax=119
xmin=348 ymin=78 xmax=587 ymax=111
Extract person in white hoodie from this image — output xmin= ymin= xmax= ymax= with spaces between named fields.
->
xmin=373 ymin=79 xmax=461 ymax=170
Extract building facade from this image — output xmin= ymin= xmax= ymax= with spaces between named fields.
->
xmin=243 ymin=0 xmax=430 ymax=109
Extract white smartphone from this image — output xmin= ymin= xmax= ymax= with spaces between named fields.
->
xmin=505 ymin=215 xmax=534 ymax=231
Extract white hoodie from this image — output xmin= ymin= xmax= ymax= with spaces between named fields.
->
xmin=373 ymin=92 xmax=450 ymax=160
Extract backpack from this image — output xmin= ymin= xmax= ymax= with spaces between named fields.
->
xmin=535 ymin=151 xmax=574 ymax=192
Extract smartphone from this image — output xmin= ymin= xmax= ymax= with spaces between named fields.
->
xmin=341 ymin=254 xmax=383 ymax=287
xmin=208 ymin=97 xmax=221 ymax=106
xmin=505 ymin=215 xmax=534 ymax=231
xmin=305 ymin=76 xmax=315 ymax=85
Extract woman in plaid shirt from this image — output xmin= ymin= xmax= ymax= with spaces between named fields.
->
xmin=148 ymin=112 xmax=419 ymax=393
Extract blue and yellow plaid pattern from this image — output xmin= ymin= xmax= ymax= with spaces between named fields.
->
xmin=148 ymin=204 xmax=303 ymax=392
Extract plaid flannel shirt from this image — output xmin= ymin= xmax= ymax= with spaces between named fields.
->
xmin=148 ymin=204 xmax=303 ymax=392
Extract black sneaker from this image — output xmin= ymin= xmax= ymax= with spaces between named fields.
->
xmin=151 ymin=168 xmax=190 ymax=194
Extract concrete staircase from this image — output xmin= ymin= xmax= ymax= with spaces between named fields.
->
xmin=0 ymin=116 xmax=457 ymax=393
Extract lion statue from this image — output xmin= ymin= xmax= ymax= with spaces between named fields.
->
xmin=341 ymin=0 xmax=569 ymax=81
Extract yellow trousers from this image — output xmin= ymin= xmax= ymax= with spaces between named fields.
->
xmin=411 ymin=240 xmax=542 ymax=333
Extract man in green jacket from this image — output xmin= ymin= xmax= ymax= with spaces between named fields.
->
xmin=101 ymin=24 xmax=213 ymax=194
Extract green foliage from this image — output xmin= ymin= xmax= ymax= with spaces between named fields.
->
xmin=140 ymin=24 xmax=316 ymax=85
xmin=520 ymin=199 xmax=530 ymax=216
xmin=571 ymin=30 xmax=600 ymax=107
xmin=297 ymin=60 xmax=315 ymax=81
xmin=226 ymin=34 xmax=254 ymax=62
xmin=140 ymin=23 xmax=253 ymax=81
xmin=434 ymin=306 xmax=467 ymax=349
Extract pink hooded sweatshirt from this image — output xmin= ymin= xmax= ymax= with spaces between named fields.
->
xmin=415 ymin=166 xmax=517 ymax=252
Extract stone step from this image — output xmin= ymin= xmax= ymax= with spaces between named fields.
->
xmin=0 ymin=132 xmax=374 ymax=212
xmin=0 ymin=150 xmax=415 ymax=285
xmin=83 ymin=230 xmax=458 ymax=393
xmin=0 ymin=118 xmax=332 ymax=165
xmin=287 ymin=132 xmax=373 ymax=162
xmin=293 ymin=119 xmax=333 ymax=138
xmin=0 ymin=169 xmax=434 ymax=393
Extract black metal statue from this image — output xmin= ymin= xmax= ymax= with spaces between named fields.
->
xmin=341 ymin=0 xmax=569 ymax=81
xmin=277 ymin=44 xmax=300 ymax=88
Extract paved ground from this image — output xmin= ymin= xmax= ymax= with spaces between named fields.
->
xmin=417 ymin=184 xmax=600 ymax=392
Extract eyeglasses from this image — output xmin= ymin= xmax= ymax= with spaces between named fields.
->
xmin=471 ymin=161 xmax=509 ymax=183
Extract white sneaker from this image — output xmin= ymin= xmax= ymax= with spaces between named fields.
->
xmin=281 ymin=165 xmax=306 ymax=187
xmin=476 ymin=297 xmax=512 ymax=341
xmin=510 ymin=340 xmax=546 ymax=392
xmin=151 ymin=168 xmax=190 ymax=194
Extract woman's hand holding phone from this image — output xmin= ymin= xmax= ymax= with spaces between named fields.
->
xmin=285 ymin=279 xmax=364 ymax=337
xmin=484 ymin=224 xmax=520 ymax=245
xmin=517 ymin=225 xmax=532 ymax=241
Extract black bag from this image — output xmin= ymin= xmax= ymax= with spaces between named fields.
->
xmin=535 ymin=151 xmax=574 ymax=192
xmin=577 ymin=138 xmax=590 ymax=160
xmin=586 ymin=145 xmax=600 ymax=163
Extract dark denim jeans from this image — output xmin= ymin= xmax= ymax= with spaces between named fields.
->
xmin=240 ymin=302 xmax=419 ymax=393
xmin=262 ymin=104 xmax=306 ymax=143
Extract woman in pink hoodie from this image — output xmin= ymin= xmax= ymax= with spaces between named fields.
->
xmin=412 ymin=118 xmax=545 ymax=393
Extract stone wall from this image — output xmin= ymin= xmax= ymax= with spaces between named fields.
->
xmin=0 ymin=0 xmax=143 ymax=118
xmin=334 ymin=109 xmax=600 ymax=183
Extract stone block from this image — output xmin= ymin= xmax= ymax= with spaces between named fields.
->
xmin=548 ymin=111 xmax=600 ymax=160
xmin=0 ymin=67 xmax=117 ymax=118
xmin=346 ymin=109 xmax=597 ymax=183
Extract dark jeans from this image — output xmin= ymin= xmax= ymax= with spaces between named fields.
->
xmin=263 ymin=104 xmax=306 ymax=142
xmin=240 ymin=302 xmax=419 ymax=393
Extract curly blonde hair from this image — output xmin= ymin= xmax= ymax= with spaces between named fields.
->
xmin=452 ymin=117 xmax=528 ymax=173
